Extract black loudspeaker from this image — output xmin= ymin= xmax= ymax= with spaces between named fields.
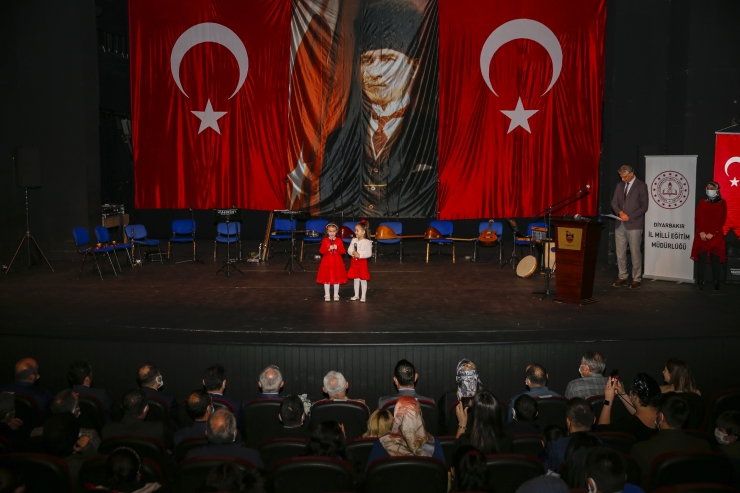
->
xmin=727 ymin=246 xmax=740 ymax=284
xmin=14 ymin=147 xmax=41 ymax=188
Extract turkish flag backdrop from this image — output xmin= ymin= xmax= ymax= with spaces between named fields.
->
xmin=713 ymin=133 xmax=740 ymax=237
xmin=130 ymin=0 xmax=290 ymax=209
xmin=437 ymin=0 xmax=606 ymax=219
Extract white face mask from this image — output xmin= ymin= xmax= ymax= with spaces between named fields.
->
xmin=156 ymin=376 xmax=164 ymax=389
xmin=715 ymin=427 xmax=731 ymax=445
xmin=707 ymin=189 xmax=718 ymax=198
xmin=587 ymin=479 xmax=598 ymax=493
xmin=578 ymin=366 xmax=585 ymax=378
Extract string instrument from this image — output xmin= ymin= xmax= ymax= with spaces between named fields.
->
xmin=374 ymin=225 xmax=424 ymax=240
xmin=477 ymin=219 xmax=498 ymax=245
xmin=259 ymin=211 xmax=274 ymax=261
xmin=339 ymin=226 xmax=355 ymax=241
xmin=424 ymin=226 xmax=477 ymax=242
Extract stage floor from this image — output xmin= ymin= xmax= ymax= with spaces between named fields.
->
xmin=1 ymin=240 xmax=738 ymax=345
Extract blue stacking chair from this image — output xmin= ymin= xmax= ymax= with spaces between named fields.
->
xmin=72 ymin=227 xmax=117 ymax=280
xmin=374 ymin=221 xmax=403 ymax=262
xmin=268 ymin=218 xmax=296 ymax=258
xmin=94 ymin=226 xmax=134 ymax=272
xmin=426 ymin=220 xmax=456 ymax=263
xmin=168 ymin=219 xmax=197 ymax=261
xmin=213 ymin=222 xmax=241 ymax=261
xmin=515 ymin=221 xmax=548 ymax=258
xmin=341 ymin=222 xmax=359 ymax=245
xmin=473 ymin=221 xmax=504 ymax=263
xmin=300 ymin=219 xmax=329 ymax=262
xmin=124 ymin=224 xmax=163 ymax=264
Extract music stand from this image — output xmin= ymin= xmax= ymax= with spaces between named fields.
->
xmin=214 ymin=208 xmax=243 ymax=278
xmin=501 ymin=219 xmax=525 ymax=271
xmin=277 ymin=210 xmax=310 ymax=273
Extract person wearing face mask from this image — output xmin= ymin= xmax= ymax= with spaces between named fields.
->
xmin=0 ymin=358 xmax=53 ymax=417
xmin=137 ymin=362 xmax=178 ymax=429
xmin=596 ymin=373 xmax=661 ymax=443
xmin=565 ymin=350 xmax=609 ymax=399
xmin=184 ymin=408 xmax=264 ymax=469
xmin=49 ymin=389 xmax=100 ymax=453
xmin=690 ymin=181 xmax=728 ymax=290
xmin=715 ymin=411 xmax=740 ymax=460
xmin=103 ymin=389 xmax=172 ymax=451
xmin=630 ymin=393 xmax=710 ymax=488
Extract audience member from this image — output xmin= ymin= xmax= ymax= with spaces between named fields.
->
xmin=0 ymin=393 xmax=26 ymax=451
xmin=597 ymin=373 xmax=660 ymax=443
xmin=377 ymin=359 xmax=433 ymax=409
xmin=67 ymin=360 xmax=113 ymax=418
xmin=363 ymin=409 xmax=392 ymax=438
xmin=539 ymin=397 xmax=595 ymax=473
xmin=315 ymin=371 xmax=364 ymax=403
xmin=455 ymin=390 xmax=512 ymax=454
xmin=257 ymin=365 xmax=284 ymax=399
xmin=585 ymin=446 xmax=642 ymax=493
xmin=366 ymin=395 xmax=445 ymax=469
xmin=450 ymin=445 xmax=492 ymax=492
xmin=630 ymin=392 xmax=711 ymax=487
xmin=0 ymin=358 xmax=53 ymax=416
xmin=92 ymin=446 xmax=162 ymax=492
xmin=174 ymin=389 xmax=213 ymax=447
xmin=505 ymin=394 xmax=541 ymax=435
xmin=137 ymin=362 xmax=178 ymax=425
xmin=565 ymin=350 xmax=608 ymax=399
xmin=560 ymin=432 xmax=603 ymax=489
xmin=185 ymin=408 xmax=264 ymax=469
xmin=203 ymin=364 xmax=242 ymax=422
xmin=515 ymin=475 xmax=570 ymax=493
xmin=50 ymin=389 xmax=100 ymax=452
xmin=304 ymin=421 xmax=346 ymax=459
xmin=507 ymin=364 xmax=562 ymax=421
xmin=0 ymin=467 xmax=24 ymax=493
xmin=275 ymin=395 xmax=311 ymax=439
xmin=102 ymin=389 xmax=171 ymax=450
xmin=43 ymin=413 xmax=94 ymax=484
xmin=202 ymin=463 xmax=265 ymax=493
xmin=439 ymin=359 xmax=484 ymax=428
xmin=660 ymin=358 xmax=701 ymax=395
xmin=541 ymin=424 xmax=566 ymax=449
xmin=716 ymin=411 xmax=740 ymax=459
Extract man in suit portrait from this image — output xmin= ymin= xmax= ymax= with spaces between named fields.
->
xmin=319 ymin=0 xmax=437 ymax=218
xmin=377 ymin=359 xmax=433 ymax=409
xmin=611 ymin=165 xmax=649 ymax=289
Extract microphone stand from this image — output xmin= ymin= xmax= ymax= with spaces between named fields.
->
xmin=532 ymin=185 xmax=590 ymax=300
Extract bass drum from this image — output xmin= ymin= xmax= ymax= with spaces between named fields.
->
xmin=516 ymin=255 xmax=538 ymax=278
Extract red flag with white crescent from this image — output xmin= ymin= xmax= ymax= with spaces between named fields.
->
xmin=130 ymin=0 xmax=290 ymax=209
xmin=714 ymin=133 xmax=740 ymax=237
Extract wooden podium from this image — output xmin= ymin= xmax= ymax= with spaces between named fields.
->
xmin=552 ymin=219 xmax=602 ymax=305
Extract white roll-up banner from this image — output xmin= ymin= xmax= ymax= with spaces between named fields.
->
xmin=643 ymin=155 xmax=697 ymax=282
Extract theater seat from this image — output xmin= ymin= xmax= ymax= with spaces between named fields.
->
xmin=647 ymin=451 xmax=734 ymax=492
xmin=77 ymin=394 xmax=107 ymax=434
xmin=651 ymin=483 xmax=739 ymax=493
xmin=346 ymin=437 xmax=378 ymax=470
xmin=534 ymin=396 xmax=569 ymax=430
xmin=512 ymin=434 xmax=544 ymax=457
xmin=99 ymin=436 xmax=169 ymax=472
xmin=366 ymin=456 xmax=447 ymax=493
xmin=485 ymin=454 xmax=545 ymax=493
xmin=78 ymin=454 xmax=164 ymax=489
xmin=175 ymin=436 xmax=209 ymax=465
xmin=437 ymin=435 xmax=457 ymax=466
xmin=272 ymin=456 xmax=355 ymax=493
xmin=311 ymin=400 xmax=370 ymax=440
xmin=257 ymin=438 xmax=309 ymax=470
xmin=594 ymin=431 xmax=637 ymax=454
xmin=176 ymin=456 xmax=255 ymax=493
xmin=242 ymin=398 xmax=283 ymax=448
xmin=622 ymin=454 xmax=641 ymax=486
xmin=703 ymin=388 xmax=740 ymax=432
xmin=0 ymin=453 xmax=73 ymax=493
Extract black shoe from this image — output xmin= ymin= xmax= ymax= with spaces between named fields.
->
xmin=714 ymin=281 xmax=720 ymax=291
xmin=697 ymin=280 xmax=704 ymax=290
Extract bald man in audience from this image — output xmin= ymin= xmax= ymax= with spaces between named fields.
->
xmin=185 ymin=408 xmax=263 ymax=468
xmin=0 ymin=358 xmax=53 ymax=416
xmin=137 ymin=362 xmax=178 ymax=427
xmin=257 ymin=365 xmax=284 ymax=400
xmin=508 ymin=364 xmax=563 ymax=421
xmin=315 ymin=371 xmax=365 ymax=404
xmin=174 ymin=390 xmax=213 ymax=448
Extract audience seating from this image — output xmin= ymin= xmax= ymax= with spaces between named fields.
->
xmin=22 ymin=435 xmax=45 ymax=454
xmin=681 ymin=392 xmax=706 ymax=430
xmin=374 ymin=221 xmax=403 ymax=262
xmin=533 ymin=395 xmax=568 ymax=429
xmin=484 ymin=454 xmax=545 ymax=493
xmin=366 ymin=456 xmax=448 ymax=493
xmin=242 ymin=398 xmax=283 ymax=448
xmin=175 ymin=436 xmax=209 ymax=465
xmin=647 ymin=451 xmax=734 ymax=492
xmin=702 ymin=388 xmax=740 ymax=432
xmin=175 ymin=456 xmax=255 ymax=493
xmin=594 ymin=431 xmax=636 ymax=454
xmin=383 ymin=399 xmax=439 ymax=435
xmin=437 ymin=435 xmax=457 ymax=466
xmin=77 ymin=394 xmax=107 ymax=434
xmin=257 ymin=438 xmax=309 ymax=470
xmin=511 ymin=434 xmax=544 ymax=457
xmin=79 ymin=454 xmax=164 ymax=489
xmin=588 ymin=393 xmax=632 ymax=424
xmin=99 ymin=436 xmax=169 ymax=473
xmin=176 ymin=398 xmax=194 ymax=429
xmin=685 ymin=429 xmax=719 ymax=450
xmin=311 ymin=400 xmax=370 ymax=440
xmin=124 ymin=223 xmax=164 ymax=263
xmin=211 ymin=398 xmax=235 ymax=414
xmin=622 ymin=453 xmax=642 ymax=486
xmin=13 ymin=394 xmax=44 ymax=437
xmin=0 ymin=436 xmax=12 ymax=454
xmin=345 ymin=437 xmax=378 ymax=470
xmin=651 ymin=484 xmax=740 ymax=493
xmin=272 ymin=456 xmax=355 ymax=493
xmin=143 ymin=394 xmax=173 ymax=436
xmin=0 ymin=452 xmax=74 ymax=493
xmin=300 ymin=218 xmax=329 ymax=261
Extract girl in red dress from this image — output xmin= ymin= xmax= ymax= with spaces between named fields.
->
xmin=347 ymin=220 xmax=373 ymax=302
xmin=317 ymin=223 xmax=347 ymax=301
xmin=690 ymin=181 xmax=727 ymax=290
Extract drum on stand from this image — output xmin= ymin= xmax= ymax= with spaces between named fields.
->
xmin=516 ymin=255 xmax=538 ymax=278
xmin=543 ymin=240 xmax=556 ymax=273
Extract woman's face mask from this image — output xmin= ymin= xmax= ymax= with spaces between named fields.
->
xmin=707 ymin=189 xmax=718 ymax=198
xmin=715 ymin=427 xmax=731 ymax=445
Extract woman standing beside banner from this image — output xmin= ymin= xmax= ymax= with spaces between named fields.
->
xmin=691 ymin=181 xmax=727 ymax=290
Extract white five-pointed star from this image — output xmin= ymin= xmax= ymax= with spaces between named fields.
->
xmin=288 ymin=151 xmax=312 ymax=208
xmin=191 ymin=99 xmax=227 ymax=134
xmin=500 ymin=97 xmax=538 ymax=134
xmin=731 ymin=177 xmax=739 ymax=186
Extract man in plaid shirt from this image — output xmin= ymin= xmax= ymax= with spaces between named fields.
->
xmin=564 ymin=350 xmax=608 ymax=399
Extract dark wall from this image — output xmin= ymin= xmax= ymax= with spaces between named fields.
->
xmin=0 ymin=0 xmax=100 ymax=266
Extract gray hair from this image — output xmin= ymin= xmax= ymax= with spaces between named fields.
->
xmin=323 ymin=371 xmax=346 ymax=397
xmin=618 ymin=165 xmax=634 ymax=175
xmin=259 ymin=365 xmax=283 ymax=393
xmin=206 ymin=408 xmax=236 ymax=444
xmin=582 ymin=350 xmax=606 ymax=374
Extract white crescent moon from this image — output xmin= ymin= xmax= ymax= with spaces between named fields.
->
xmin=170 ymin=22 xmax=249 ymax=99
xmin=480 ymin=19 xmax=562 ymax=97
xmin=725 ymin=156 xmax=740 ymax=176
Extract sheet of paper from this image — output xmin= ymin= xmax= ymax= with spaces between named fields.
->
xmin=602 ymin=214 xmax=622 ymax=221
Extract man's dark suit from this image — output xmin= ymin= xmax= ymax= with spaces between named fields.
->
xmin=0 ymin=381 xmax=53 ymax=416
xmin=174 ymin=421 xmax=207 ymax=448
xmin=209 ymin=392 xmax=242 ymax=423
xmin=630 ymin=429 xmax=711 ymax=487
xmin=73 ymin=385 xmax=113 ymax=419
xmin=185 ymin=442 xmax=264 ymax=469
xmin=377 ymin=388 xmax=434 ymax=410
xmin=611 ymin=177 xmax=649 ymax=282
xmin=272 ymin=425 xmax=312 ymax=440
xmin=102 ymin=414 xmax=171 ymax=450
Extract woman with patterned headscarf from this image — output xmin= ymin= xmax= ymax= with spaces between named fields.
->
xmin=365 ymin=395 xmax=446 ymax=469
xmin=690 ymin=181 xmax=728 ymax=290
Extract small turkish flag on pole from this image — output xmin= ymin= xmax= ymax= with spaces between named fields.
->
xmin=714 ymin=133 xmax=740 ymax=237
xmin=130 ymin=0 xmax=291 ymax=209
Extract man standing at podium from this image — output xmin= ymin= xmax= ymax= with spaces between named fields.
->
xmin=611 ymin=165 xmax=649 ymax=289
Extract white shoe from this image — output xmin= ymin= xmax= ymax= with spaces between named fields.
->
xmin=350 ymin=296 xmax=360 ymax=301
xmin=360 ymin=298 xmax=366 ymax=302
xmin=334 ymin=295 xmax=340 ymax=301
xmin=324 ymin=295 xmax=331 ymax=302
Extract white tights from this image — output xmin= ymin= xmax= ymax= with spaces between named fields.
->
xmin=323 ymin=284 xmax=339 ymax=297
xmin=353 ymin=279 xmax=368 ymax=299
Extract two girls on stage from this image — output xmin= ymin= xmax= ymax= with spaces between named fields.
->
xmin=316 ymin=221 xmax=372 ymax=302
